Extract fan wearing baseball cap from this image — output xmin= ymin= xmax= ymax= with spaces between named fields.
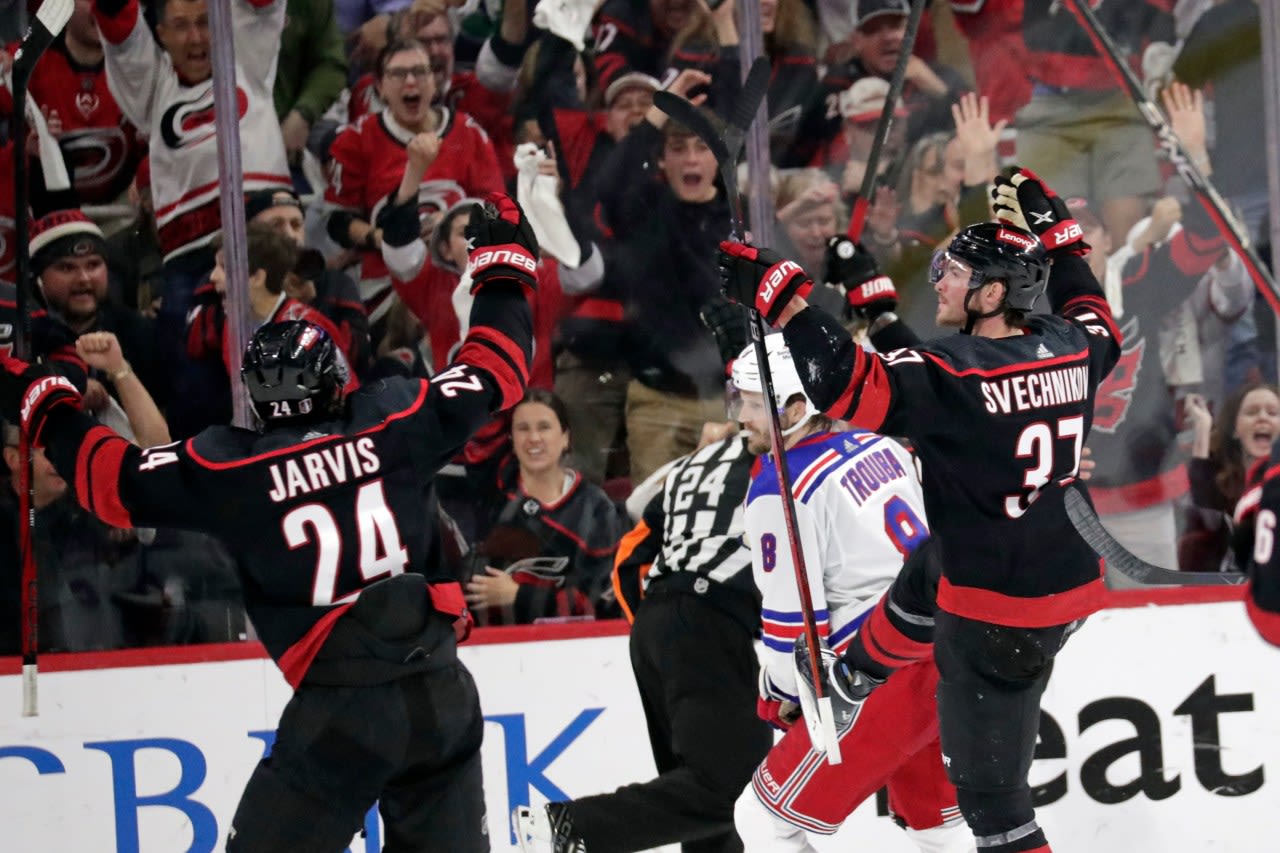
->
xmin=785 ymin=0 xmax=968 ymax=168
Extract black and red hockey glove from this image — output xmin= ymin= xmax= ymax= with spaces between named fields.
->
xmin=992 ymin=167 xmax=1090 ymax=258
xmin=0 ymin=356 xmax=83 ymax=447
xmin=825 ymin=236 xmax=897 ymax=322
xmin=719 ymin=241 xmax=813 ymax=326
xmin=465 ymin=192 xmax=539 ymax=295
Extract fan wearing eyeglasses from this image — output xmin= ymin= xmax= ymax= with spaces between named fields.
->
xmin=323 ymin=38 xmax=505 ymax=337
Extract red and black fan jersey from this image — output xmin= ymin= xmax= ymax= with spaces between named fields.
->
xmin=0 ymin=40 xmax=145 ymax=205
xmin=1086 ymin=202 xmax=1225 ymax=515
xmin=1021 ymin=0 xmax=1175 ymax=91
xmin=324 ymin=107 xmax=503 ymax=316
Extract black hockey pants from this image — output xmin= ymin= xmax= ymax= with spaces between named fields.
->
xmin=565 ymin=589 xmax=774 ymax=853
xmin=934 ymin=611 xmax=1076 ymax=853
xmin=227 ymin=659 xmax=486 ymax=853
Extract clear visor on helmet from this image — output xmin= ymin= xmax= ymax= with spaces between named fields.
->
xmin=929 ymin=250 xmax=978 ymax=287
xmin=725 ymin=381 xmax=777 ymax=423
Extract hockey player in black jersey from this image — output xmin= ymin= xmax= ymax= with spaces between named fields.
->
xmin=0 ymin=192 xmax=539 ymax=852
xmin=720 ymin=168 xmax=1120 ymax=853
xmin=1231 ymin=446 xmax=1280 ymax=647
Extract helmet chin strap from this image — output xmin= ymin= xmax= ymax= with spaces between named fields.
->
xmin=779 ymin=405 xmax=816 ymax=438
xmin=961 ymin=285 xmax=1003 ymax=335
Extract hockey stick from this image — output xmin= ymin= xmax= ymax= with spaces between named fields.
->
xmin=1064 ymin=485 xmax=1246 ymax=587
xmin=9 ymin=0 xmax=74 ymax=719
xmin=1061 ymin=0 xmax=1280 ymax=316
xmin=846 ymin=0 xmax=928 ymax=242
xmin=657 ymin=60 xmax=844 ymax=765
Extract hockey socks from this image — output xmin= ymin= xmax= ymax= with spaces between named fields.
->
xmin=844 ymin=592 xmax=932 ymax=681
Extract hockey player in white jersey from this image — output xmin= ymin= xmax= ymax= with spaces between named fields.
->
xmin=732 ymin=335 xmax=974 ymax=853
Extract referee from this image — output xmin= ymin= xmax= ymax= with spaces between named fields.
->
xmin=516 ymin=431 xmax=773 ymax=853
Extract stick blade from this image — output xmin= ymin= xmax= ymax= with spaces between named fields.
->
xmin=1065 ymin=485 xmax=1246 ymax=587
xmin=12 ymin=0 xmax=75 ymax=80
xmin=35 ymin=0 xmax=75 ymax=37
xmin=653 ymin=90 xmax=731 ymax=165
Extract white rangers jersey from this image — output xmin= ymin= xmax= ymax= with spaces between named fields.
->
xmin=746 ymin=429 xmax=928 ymax=701
xmin=95 ymin=0 xmax=291 ymax=261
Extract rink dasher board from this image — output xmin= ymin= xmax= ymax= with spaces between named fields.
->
xmin=0 ymin=595 xmax=1276 ymax=852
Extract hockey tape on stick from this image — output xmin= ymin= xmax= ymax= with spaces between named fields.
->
xmin=1065 ymin=485 xmax=1246 ymax=587
xmin=1061 ymin=0 xmax=1280 ymax=316
xmin=847 ymin=0 xmax=927 ymax=242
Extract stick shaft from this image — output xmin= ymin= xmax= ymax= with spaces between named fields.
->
xmin=848 ymin=0 xmax=929 ymax=241
xmin=1062 ymin=0 xmax=1280 ymax=315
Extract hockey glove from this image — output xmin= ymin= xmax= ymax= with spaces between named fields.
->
xmin=992 ymin=167 xmax=1090 ymax=257
xmin=823 ymin=236 xmax=880 ymax=290
xmin=719 ymin=241 xmax=813 ymax=326
xmin=0 ymin=357 xmax=83 ymax=448
xmin=699 ymin=293 xmax=749 ymax=368
xmin=826 ymin=237 xmax=898 ymax=322
xmin=757 ymin=669 xmax=801 ymax=731
xmin=465 ymin=192 xmax=540 ymax=295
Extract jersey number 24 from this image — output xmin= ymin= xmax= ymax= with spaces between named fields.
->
xmin=282 ymin=480 xmax=410 ymax=605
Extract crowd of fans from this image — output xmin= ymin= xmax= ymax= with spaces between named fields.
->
xmin=0 ymin=0 xmax=1272 ymax=652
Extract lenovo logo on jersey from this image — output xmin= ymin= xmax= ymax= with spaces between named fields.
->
xmin=468 ymin=248 xmax=537 ymax=276
xmin=761 ymin=260 xmax=802 ymax=304
xmin=995 ymin=229 xmax=1036 ymax=251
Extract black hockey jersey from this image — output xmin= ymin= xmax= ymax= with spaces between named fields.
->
xmin=1235 ymin=444 xmax=1280 ymax=646
xmin=41 ymin=288 xmax=532 ymax=687
xmin=613 ymin=435 xmax=760 ymax=632
xmin=784 ymin=255 xmax=1121 ymax=626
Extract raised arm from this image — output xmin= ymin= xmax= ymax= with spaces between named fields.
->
xmin=93 ymin=0 xmax=163 ymax=131
xmin=76 ymin=331 xmax=171 ymax=449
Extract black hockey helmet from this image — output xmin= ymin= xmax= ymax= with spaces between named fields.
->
xmin=242 ymin=320 xmax=347 ymax=426
xmin=942 ymin=222 xmax=1049 ymax=313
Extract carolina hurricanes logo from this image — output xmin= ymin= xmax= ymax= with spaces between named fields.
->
xmin=367 ymin=178 xmax=467 ymax=231
xmin=75 ymin=91 xmax=100 ymax=119
xmin=416 ymin=179 xmax=467 ymax=220
xmin=1092 ymin=317 xmax=1144 ymax=434
xmin=59 ymin=127 xmax=129 ymax=191
xmin=160 ymin=87 xmax=250 ymax=150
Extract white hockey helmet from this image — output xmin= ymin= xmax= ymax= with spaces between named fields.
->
xmin=728 ymin=334 xmax=816 ymax=433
